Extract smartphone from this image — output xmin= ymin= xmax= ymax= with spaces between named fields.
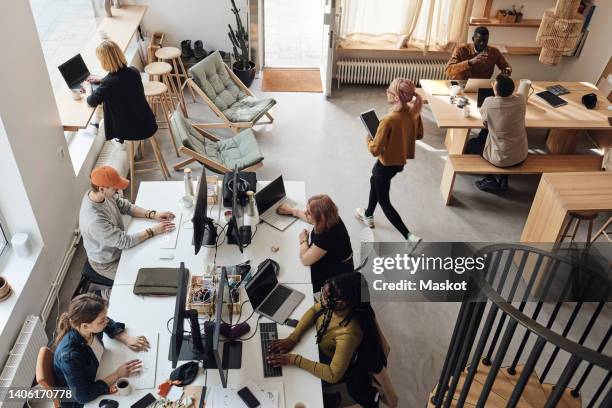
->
xmin=237 ymin=386 xmax=261 ymax=408
xmin=131 ymin=393 xmax=156 ymax=408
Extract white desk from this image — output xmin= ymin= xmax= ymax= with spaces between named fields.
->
xmin=86 ymin=181 xmax=323 ymax=407
xmin=113 ymin=181 xmax=311 ymax=285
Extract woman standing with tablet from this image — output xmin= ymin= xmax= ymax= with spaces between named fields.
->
xmin=354 ymin=78 xmax=423 ymax=242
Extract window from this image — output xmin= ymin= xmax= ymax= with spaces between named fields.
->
xmin=0 ymin=222 xmax=7 ymax=258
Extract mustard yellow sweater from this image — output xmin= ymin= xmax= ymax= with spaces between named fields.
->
xmin=367 ymin=107 xmax=423 ymax=166
xmin=287 ymin=303 xmax=363 ymax=384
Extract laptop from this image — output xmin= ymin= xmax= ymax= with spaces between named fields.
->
xmin=463 ymin=78 xmax=493 ymax=93
xmin=477 ymin=88 xmax=495 ymax=107
xmin=359 ymin=109 xmax=379 ymax=138
xmin=245 ymin=260 xmax=305 ymax=324
xmin=255 ymin=176 xmax=302 ymax=231
xmin=58 ymin=54 xmax=99 ymax=91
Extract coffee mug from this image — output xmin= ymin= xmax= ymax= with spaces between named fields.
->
xmin=517 ymin=79 xmax=534 ymax=99
xmin=450 ymin=85 xmax=462 ymax=97
xmin=116 ymin=378 xmax=131 ymax=396
xmin=180 ymin=195 xmax=193 ymax=208
xmin=71 ymin=89 xmax=82 ymax=101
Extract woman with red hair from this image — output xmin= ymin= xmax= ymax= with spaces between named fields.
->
xmin=278 ymin=195 xmax=353 ymax=291
xmin=354 ymin=78 xmax=423 ymax=243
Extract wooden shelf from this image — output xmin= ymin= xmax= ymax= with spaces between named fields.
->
xmin=469 ymin=17 xmax=541 ymax=27
xmin=505 ymin=46 xmax=541 ymax=55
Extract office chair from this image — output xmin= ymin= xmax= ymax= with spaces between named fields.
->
xmin=72 ymin=260 xmax=114 ymax=299
xmin=35 ymin=347 xmax=60 ymax=408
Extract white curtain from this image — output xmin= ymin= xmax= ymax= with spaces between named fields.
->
xmin=340 ymin=0 xmax=472 ymax=51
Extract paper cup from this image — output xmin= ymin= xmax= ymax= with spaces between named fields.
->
xmin=180 ymin=195 xmax=194 ymax=208
xmin=71 ymin=89 xmax=82 ymax=101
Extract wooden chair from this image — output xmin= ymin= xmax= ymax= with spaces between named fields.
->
xmin=183 ymin=51 xmax=276 ymax=134
xmin=36 ymin=347 xmax=60 ymax=408
xmin=593 ymin=216 xmax=612 ymax=243
xmin=170 ymin=109 xmax=264 ymax=174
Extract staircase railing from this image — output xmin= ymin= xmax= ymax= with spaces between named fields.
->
xmin=430 ymin=243 xmax=612 ymax=408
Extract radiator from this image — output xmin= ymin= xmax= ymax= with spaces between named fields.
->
xmin=0 ymin=316 xmax=48 ymax=398
xmin=336 ymin=58 xmax=448 ymax=86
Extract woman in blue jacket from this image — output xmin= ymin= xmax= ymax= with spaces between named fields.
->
xmin=53 ymin=294 xmax=149 ymax=407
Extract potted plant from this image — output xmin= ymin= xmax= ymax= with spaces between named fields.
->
xmin=228 ymin=0 xmax=255 ymax=87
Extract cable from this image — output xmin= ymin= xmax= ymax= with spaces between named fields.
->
xmin=238 ymin=315 xmax=263 ymax=341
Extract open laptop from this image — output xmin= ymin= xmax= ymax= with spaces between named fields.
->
xmin=245 ymin=260 xmax=305 ymax=324
xmin=477 ymin=88 xmax=495 ymax=107
xmin=255 ymin=175 xmax=302 ymax=231
xmin=58 ymin=54 xmax=99 ymax=91
xmin=463 ymin=78 xmax=493 ymax=93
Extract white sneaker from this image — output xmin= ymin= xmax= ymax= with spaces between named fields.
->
xmin=354 ymin=208 xmax=374 ymax=228
xmin=407 ymin=232 xmax=422 ymax=244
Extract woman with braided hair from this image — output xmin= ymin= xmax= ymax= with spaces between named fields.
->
xmin=267 ymin=273 xmax=388 ymax=406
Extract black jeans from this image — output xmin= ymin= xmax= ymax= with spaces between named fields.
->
xmin=365 ymin=161 xmax=409 ymax=237
xmin=465 ymin=129 xmax=488 ymax=155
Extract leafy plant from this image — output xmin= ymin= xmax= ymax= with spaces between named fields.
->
xmin=228 ymin=0 xmax=250 ymax=70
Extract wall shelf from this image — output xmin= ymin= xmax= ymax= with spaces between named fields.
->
xmin=505 ymin=46 xmax=541 ymax=55
xmin=469 ymin=17 xmax=542 ymax=27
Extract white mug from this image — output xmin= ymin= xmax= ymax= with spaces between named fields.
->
xmin=463 ymin=105 xmax=471 ymax=118
xmin=116 ymin=378 xmax=131 ymax=396
xmin=71 ymin=89 xmax=82 ymax=101
xmin=180 ymin=195 xmax=194 ymax=208
xmin=450 ymin=85 xmax=462 ymax=97
xmin=517 ymin=79 xmax=534 ymax=99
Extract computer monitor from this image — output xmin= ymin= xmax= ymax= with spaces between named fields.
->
xmin=193 ymin=166 xmax=216 ymax=254
xmin=168 ymin=263 xmax=204 ymax=368
xmin=58 ymin=54 xmax=91 ymax=90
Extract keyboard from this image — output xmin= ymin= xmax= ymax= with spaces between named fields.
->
xmin=261 ymin=198 xmax=302 ymax=230
xmin=259 ymin=322 xmax=282 ymax=378
xmin=546 ymin=84 xmax=570 ymax=96
xmin=130 ymin=332 xmax=159 ymax=389
xmin=259 ymin=285 xmax=292 ymax=317
xmin=159 ymin=213 xmax=182 ymax=249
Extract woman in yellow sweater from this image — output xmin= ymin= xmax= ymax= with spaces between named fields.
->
xmin=267 ymin=273 xmax=387 ymax=406
xmin=354 ymin=78 xmax=424 ymax=242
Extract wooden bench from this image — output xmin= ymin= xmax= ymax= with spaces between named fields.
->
xmin=440 ymin=154 xmax=603 ymax=205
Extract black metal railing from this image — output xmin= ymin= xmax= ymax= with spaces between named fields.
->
xmin=430 ymin=243 xmax=612 ymax=408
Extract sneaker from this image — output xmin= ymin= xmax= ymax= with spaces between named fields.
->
xmin=354 ymin=208 xmax=374 ymax=228
xmin=475 ymin=176 xmax=500 ymax=193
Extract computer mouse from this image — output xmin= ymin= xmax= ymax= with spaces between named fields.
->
xmin=99 ymin=399 xmax=119 ymax=408
xmin=285 ymin=318 xmax=299 ymax=328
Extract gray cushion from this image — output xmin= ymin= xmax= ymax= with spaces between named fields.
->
xmin=218 ymin=129 xmax=264 ymax=169
xmin=189 ymin=51 xmax=276 ymax=124
xmin=170 ymin=109 xmax=263 ymax=170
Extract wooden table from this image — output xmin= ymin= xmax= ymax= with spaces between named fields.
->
xmin=520 ymin=172 xmax=612 ymax=243
xmin=420 ymin=80 xmax=612 ymax=155
xmin=54 ymin=5 xmax=147 ymax=131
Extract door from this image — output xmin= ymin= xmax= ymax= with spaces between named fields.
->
xmin=320 ymin=0 xmax=338 ymax=97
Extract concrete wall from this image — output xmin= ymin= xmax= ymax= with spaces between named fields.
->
xmin=131 ymin=0 xmax=248 ymax=53
xmin=0 ymin=0 xmax=82 ymax=360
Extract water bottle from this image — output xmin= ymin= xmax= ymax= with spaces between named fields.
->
xmin=244 ymin=191 xmax=260 ymax=226
xmin=184 ymin=168 xmax=194 ymax=197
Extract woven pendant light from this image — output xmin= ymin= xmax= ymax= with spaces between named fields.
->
xmin=536 ymin=0 xmax=584 ymax=65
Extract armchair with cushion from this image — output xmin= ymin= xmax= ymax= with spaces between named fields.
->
xmin=170 ymin=108 xmax=264 ymax=173
xmin=184 ymin=51 xmax=276 ymax=133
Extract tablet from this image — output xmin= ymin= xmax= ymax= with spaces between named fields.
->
xmin=360 ymin=109 xmax=379 ymax=137
xmin=536 ymin=91 xmax=568 ymax=108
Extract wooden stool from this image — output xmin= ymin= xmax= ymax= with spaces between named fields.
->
xmin=593 ymin=216 xmax=612 ymax=243
xmin=155 ymin=46 xmax=194 ymax=112
xmin=557 ymin=211 xmax=599 ymax=246
xmin=145 ymin=61 xmax=180 ymax=112
xmin=143 ymin=80 xmax=180 ymax=157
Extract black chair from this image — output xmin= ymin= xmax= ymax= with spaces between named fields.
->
xmin=72 ymin=260 xmax=114 ymax=298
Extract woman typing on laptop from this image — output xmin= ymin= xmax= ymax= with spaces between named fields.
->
xmin=277 ymin=195 xmax=353 ymax=291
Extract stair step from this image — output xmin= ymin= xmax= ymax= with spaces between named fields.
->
xmin=468 ymin=363 xmax=533 ymax=408
xmin=541 ymin=384 xmax=582 ymax=408
xmin=502 ymin=366 xmax=549 ymax=408
xmin=427 ymin=392 xmax=476 ymax=408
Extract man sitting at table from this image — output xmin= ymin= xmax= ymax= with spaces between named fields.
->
xmin=445 ymin=27 xmax=512 ymax=80
xmin=79 ymin=166 xmax=176 ymax=285
xmin=465 ymin=74 xmax=528 ymax=193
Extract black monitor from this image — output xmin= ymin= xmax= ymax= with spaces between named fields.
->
xmin=168 ymin=263 xmax=204 ymax=368
xmin=193 ymin=167 xmax=216 ymax=254
xmin=58 ymin=54 xmax=90 ymax=90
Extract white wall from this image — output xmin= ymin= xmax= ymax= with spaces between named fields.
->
xmin=131 ymin=0 xmax=248 ymax=53
xmin=0 ymin=0 xmax=84 ymax=361
xmin=559 ymin=0 xmax=612 ymax=82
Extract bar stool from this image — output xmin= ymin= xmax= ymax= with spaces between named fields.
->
xmin=143 ymin=79 xmax=180 ymax=157
xmin=155 ymin=46 xmax=194 ymax=111
xmin=557 ymin=211 xmax=599 ymax=246
xmin=145 ymin=61 xmax=180 ymax=111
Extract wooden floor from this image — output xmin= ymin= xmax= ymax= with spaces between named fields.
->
xmin=427 ymin=364 xmax=583 ymax=408
xmin=261 ymin=68 xmax=322 ymax=92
